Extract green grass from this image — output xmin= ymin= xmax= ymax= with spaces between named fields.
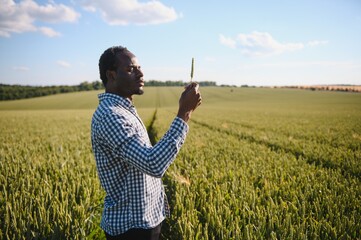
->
xmin=0 ymin=86 xmax=182 ymax=110
xmin=0 ymin=91 xmax=100 ymax=110
xmin=1 ymin=87 xmax=360 ymax=111
xmin=1 ymin=87 xmax=360 ymax=239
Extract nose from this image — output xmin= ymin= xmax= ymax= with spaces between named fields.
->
xmin=135 ymin=67 xmax=143 ymax=78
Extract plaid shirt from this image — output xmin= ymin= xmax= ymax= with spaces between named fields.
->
xmin=91 ymin=93 xmax=188 ymax=235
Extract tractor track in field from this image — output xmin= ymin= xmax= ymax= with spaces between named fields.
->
xmin=223 ymin=119 xmax=360 ymax=152
xmin=191 ymin=118 xmax=361 ymax=181
xmin=144 ymin=109 xmax=183 ymax=239
xmin=146 ymin=109 xmax=158 ymax=145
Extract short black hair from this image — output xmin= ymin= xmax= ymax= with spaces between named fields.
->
xmin=98 ymin=46 xmax=128 ymax=86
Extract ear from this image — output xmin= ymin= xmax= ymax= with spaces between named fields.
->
xmin=106 ymin=70 xmax=115 ymax=82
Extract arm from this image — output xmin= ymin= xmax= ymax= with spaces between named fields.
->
xmin=98 ymin=113 xmax=188 ymax=178
xmin=121 ymin=117 xmax=188 ymax=177
xmin=99 ymin=83 xmax=201 ymax=177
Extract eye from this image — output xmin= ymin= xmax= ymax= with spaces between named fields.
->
xmin=127 ymin=66 xmax=141 ymax=73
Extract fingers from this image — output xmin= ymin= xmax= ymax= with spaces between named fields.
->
xmin=196 ymin=92 xmax=202 ymax=108
xmin=190 ymin=91 xmax=202 ymax=111
xmin=180 ymin=82 xmax=202 ymax=111
xmin=185 ymin=82 xmax=198 ymax=90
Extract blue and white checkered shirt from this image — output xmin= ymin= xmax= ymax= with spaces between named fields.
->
xmin=91 ymin=93 xmax=188 ymax=236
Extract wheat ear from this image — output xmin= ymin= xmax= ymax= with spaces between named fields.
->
xmin=190 ymin=57 xmax=194 ymax=82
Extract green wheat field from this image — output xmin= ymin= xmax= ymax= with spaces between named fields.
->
xmin=1 ymin=87 xmax=360 ymax=239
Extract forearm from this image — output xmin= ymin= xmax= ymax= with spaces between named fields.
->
xmin=123 ymin=117 xmax=189 ymax=177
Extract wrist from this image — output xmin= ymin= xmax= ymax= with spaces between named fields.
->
xmin=177 ymin=111 xmax=191 ymax=123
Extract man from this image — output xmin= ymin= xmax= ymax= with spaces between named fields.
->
xmin=91 ymin=46 xmax=201 ymax=240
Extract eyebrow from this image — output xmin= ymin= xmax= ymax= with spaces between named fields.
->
xmin=127 ymin=64 xmax=141 ymax=67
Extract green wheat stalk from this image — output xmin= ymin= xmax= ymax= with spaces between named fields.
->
xmin=190 ymin=57 xmax=194 ymax=82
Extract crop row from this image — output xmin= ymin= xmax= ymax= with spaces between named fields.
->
xmin=153 ymin=108 xmax=361 ymax=239
xmin=0 ymin=110 xmax=104 ymax=239
xmin=1 ymin=87 xmax=360 ymax=239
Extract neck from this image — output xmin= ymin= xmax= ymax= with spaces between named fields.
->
xmin=105 ymin=88 xmax=132 ymax=101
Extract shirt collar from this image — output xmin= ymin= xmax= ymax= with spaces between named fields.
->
xmin=98 ymin=93 xmax=134 ymax=110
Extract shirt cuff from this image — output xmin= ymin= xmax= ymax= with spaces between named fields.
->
xmin=164 ymin=117 xmax=188 ymax=149
xmin=173 ymin=117 xmax=189 ymax=136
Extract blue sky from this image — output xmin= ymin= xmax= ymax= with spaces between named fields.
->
xmin=0 ymin=0 xmax=360 ymax=86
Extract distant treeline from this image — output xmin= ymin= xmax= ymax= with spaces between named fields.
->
xmin=276 ymin=85 xmax=361 ymax=93
xmin=0 ymin=81 xmax=104 ymax=101
xmin=145 ymin=80 xmax=217 ymax=87
xmin=0 ymin=80 xmax=220 ymax=101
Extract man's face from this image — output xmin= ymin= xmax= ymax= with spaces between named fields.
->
xmin=111 ymin=51 xmax=144 ymax=98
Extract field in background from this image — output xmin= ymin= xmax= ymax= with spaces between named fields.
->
xmin=308 ymin=85 xmax=361 ymax=92
xmin=278 ymin=85 xmax=361 ymax=93
xmin=1 ymin=87 xmax=360 ymax=239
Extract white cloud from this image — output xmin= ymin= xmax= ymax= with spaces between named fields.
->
xmin=12 ymin=66 xmax=30 ymax=71
xmin=81 ymin=0 xmax=179 ymax=25
xmin=38 ymin=26 xmax=61 ymax=37
xmin=308 ymin=40 xmax=328 ymax=47
xmin=0 ymin=0 xmax=80 ymax=37
xmin=219 ymin=34 xmax=236 ymax=48
xmin=57 ymin=60 xmax=71 ymax=68
xmin=220 ymin=31 xmax=304 ymax=57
